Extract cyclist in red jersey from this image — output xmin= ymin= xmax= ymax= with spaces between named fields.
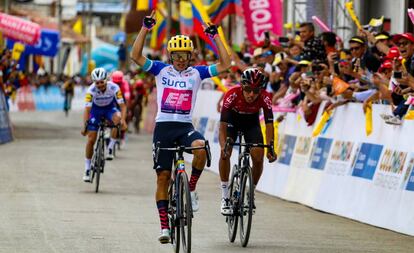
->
xmin=218 ymin=68 xmax=277 ymax=215
xmin=111 ymin=71 xmax=131 ymax=147
xmin=130 ymin=79 xmax=146 ymax=133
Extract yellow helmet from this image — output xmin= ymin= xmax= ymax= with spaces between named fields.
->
xmin=167 ymin=35 xmax=194 ymax=52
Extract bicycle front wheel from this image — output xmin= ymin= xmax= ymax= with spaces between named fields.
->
xmin=95 ymin=138 xmax=104 ymax=193
xmin=168 ymin=178 xmax=180 ymax=252
xmin=178 ymin=172 xmax=192 ymax=253
xmin=239 ymin=166 xmax=253 ymax=247
xmin=227 ymin=165 xmax=240 ymax=243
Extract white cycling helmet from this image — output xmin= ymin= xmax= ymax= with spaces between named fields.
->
xmin=91 ymin=67 xmax=107 ymax=82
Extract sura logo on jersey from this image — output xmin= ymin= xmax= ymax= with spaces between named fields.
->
xmin=162 ymin=77 xmax=187 ymax=88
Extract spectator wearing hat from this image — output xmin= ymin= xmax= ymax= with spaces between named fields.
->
xmin=348 ymin=36 xmax=381 ymax=74
xmin=253 ymin=47 xmax=274 ymax=73
xmin=392 ymin=33 xmax=414 ymax=75
xmin=360 ymin=29 xmax=392 ymax=60
xmin=375 ymin=33 xmax=414 ymax=124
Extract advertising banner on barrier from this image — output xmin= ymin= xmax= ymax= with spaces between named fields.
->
xmin=241 ymin=0 xmax=283 ymax=44
xmin=192 ymin=90 xmax=414 ymax=236
xmin=0 ymin=12 xmax=41 ymax=45
xmin=0 ymin=90 xmax=13 ymax=144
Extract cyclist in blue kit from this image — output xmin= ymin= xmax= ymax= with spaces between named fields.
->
xmin=81 ymin=68 xmax=127 ymax=182
xmin=130 ymin=11 xmax=230 ymax=243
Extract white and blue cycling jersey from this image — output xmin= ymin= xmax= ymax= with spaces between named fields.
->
xmin=84 ymin=81 xmax=124 ymax=131
xmin=84 ymin=81 xmax=124 ymax=108
xmin=142 ymin=59 xmax=218 ymax=123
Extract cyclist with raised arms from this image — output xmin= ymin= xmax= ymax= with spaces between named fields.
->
xmin=81 ymin=68 xmax=127 ymax=182
xmin=130 ymin=11 xmax=230 ymax=243
xmin=219 ymin=68 xmax=277 ymax=215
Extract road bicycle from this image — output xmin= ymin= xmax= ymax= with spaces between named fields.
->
xmin=224 ymin=132 xmax=274 ymax=247
xmin=154 ymin=141 xmax=211 ymax=253
xmin=87 ymin=119 xmax=119 ymax=193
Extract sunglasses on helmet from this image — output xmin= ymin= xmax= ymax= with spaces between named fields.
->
xmin=171 ymin=52 xmax=191 ymax=61
xmin=242 ymin=85 xmax=261 ymax=94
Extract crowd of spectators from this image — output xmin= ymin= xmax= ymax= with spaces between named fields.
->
xmin=4 ymin=20 xmax=414 ymax=128
xmin=203 ymin=23 xmax=414 ymax=126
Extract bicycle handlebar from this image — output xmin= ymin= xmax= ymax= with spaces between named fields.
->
xmin=224 ymin=137 xmax=275 ymax=158
xmin=154 ymin=140 xmax=212 ymax=168
xmin=84 ymin=119 xmax=120 ymax=132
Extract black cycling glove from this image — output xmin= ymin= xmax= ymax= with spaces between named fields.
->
xmin=143 ymin=16 xmax=156 ymax=31
xmin=204 ymin=24 xmax=219 ymax=39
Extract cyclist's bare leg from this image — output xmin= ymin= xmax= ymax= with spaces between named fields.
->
xmin=219 ymin=148 xmax=232 ymax=182
xmin=191 ymin=139 xmax=207 ymax=169
xmin=86 ymin=131 xmax=98 ymax=159
xmin=156 ymin=170 xmax=171 ymax=201
xmin=108 ymin=113 xmax=121 ymax=152
xmin=156 ymin=170 xmax=171 ymax=234
xmin=84 ymin=131 xmax=97 ymax=180
xmin=218 ymin=148 xmax=232 ymax=206
xmin=111 ymin=113 xmax=121 ymax=139
xmin=250 ymin=147 xmax=264 ymax=186
xmin=188 ymin=139 xmax=206 ymax=212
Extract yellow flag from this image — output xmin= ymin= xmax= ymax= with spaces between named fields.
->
xmin=12 ymin=42 xmax=25 ymax=61
xmin=365 ymin=102 xmax=373 ymax=136
xmin=211 ymin=76 xmax=228 ymax=92
xmin=72 ymin=17 xmax=82 ymax=34
xmin=137 ymin=0 xmax=150 ymax=11
xmin=218 ymin=26 xmax=231 ymax=56
xmin=345 ymin=1 xmax=362 ymax=30
xmin=312 ymin=111 xmax=331 ymax=137
xmin=404 ymin=110 xmax=414 ymax=120
xmin=369 ymin=16 xmax=384 ymax=27
xmin=261 ymin=121 xmax=266 ymax=144
xmin=273 ymin=121 xmax=279 ymax=155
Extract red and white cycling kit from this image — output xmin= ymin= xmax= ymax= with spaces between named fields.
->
xmin=220 ymin=86 xmax=274 ymax=142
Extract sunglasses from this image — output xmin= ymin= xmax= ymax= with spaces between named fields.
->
xmin=171 ymin=52 xmax=191 ymax=61
xmin=397 ymin=41 xmax=411 ymax=47
xmin=242 ymin=85 xmax=261 ymax=94
xmin=350 ymin=46 xmax=361 ymax=52
xmin=96 ymin=80 xmax=105 ymax=84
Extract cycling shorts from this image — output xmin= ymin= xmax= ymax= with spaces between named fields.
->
xmin=226 ymin=122 xmax=263 ymax=145
xmin=152 ymin=122 xmax=204 ymax=171
xmin=87 ymin=105 xmax=119 ymax=131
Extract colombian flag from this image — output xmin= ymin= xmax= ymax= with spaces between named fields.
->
xmin=150 ymin=2 xmax=167 ymax=50
xmin=180 ymin=1 xmax=193 ymax=36
xmin=207 ymin=0 xmax=243 ymax=24
xmin=137 ymin=0 xmax=157 ymax=11
xmin=190 ymin=0 xmax=218 ymax=55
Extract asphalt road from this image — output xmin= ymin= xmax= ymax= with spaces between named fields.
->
xmin=1 ymin=111 xmax=413 ymax=253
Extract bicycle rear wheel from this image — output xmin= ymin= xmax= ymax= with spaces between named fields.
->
xmin=227 ymin=165 xmax=240 ymax=243
xmin=168 ymin=178 xmax=180 ymax=252
xmin=239 ymin=166 xmax=253 ymax=247
xmin=178 ymin=172 xmax=192 ymax=253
